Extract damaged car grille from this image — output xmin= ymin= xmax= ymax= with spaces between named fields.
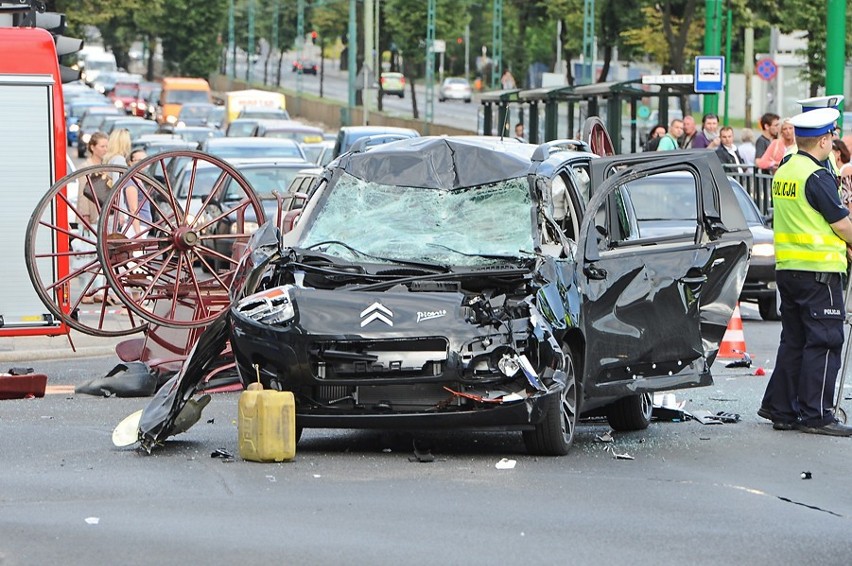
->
xmin=310 ymin=338 xmax=448 ymax=379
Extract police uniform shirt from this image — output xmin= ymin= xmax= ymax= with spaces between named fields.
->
xmin=798 ymin=151 xmax=849 ymax=225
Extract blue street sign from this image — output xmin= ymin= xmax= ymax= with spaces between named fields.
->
xmin=694 ymin=56 xmax=725 ymax=93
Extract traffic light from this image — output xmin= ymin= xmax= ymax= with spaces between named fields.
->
xmin=310 ymin=30 xmax=317 ymax=44
xmin=3 ymin=1 xmax=83 ymax=83
xmin=34 ymin=12 xmax=83 ymax=83
xmin=457 ymin=37 xmax=463 ymax=45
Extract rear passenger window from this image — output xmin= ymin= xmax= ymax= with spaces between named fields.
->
xmin=593 ymin=171 xmax=700 ymax=252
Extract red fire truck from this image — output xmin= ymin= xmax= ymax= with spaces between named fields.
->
xmin=0 ymin=4 xmax=79 ymax=337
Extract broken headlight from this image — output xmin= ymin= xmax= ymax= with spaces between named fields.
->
xmin=236 ymin=285 xmax=296 ymax=325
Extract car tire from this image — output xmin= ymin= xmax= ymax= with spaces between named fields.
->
xmin=464 ymin=99 xmax=471 ymax=103
xmin=399 ymin=93 xmax=405 ymax=99
xmin=523 ymin=343 xmax=578 ymax=456
xmin=605 ymin=392 xmax=653 ymax=431
xmin=758 ymin=295 xmax=780 ymax=321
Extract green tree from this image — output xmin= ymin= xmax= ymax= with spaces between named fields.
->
xmin=158 ymin=0 xmax=228 ymax=77
xmin=384 ymin=0 xmax=473 ymax=115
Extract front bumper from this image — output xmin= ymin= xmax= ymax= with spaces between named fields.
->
xmin=229 ymin=306 xmax=558 ymax=430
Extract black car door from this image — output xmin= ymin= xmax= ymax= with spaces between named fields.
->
xmin=577 ymin=153 xmax=752 ymax=397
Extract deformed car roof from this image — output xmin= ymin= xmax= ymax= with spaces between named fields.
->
xmin=340 ymin=136 xmax=534 ymax=190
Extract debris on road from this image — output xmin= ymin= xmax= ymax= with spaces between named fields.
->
xmin=409 ymin=441 xmax=435 ymax=463
xmin=595 ymin=431 xmax=614 ymax=443
xmin=75 ymin=362 xmax=159 ymax=398
xmin=801 ymin=471 xmax=812 ymax=480
xmin=725 ymin=351 xmax=753 ymax=368
xmin=495 ymin=458 xmax=517 ymax=469
xmin=0 ymin=370 xmax=47 ymax=400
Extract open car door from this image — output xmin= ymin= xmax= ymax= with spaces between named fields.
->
xmin=577 ymin=152 xmax=751 ymax=399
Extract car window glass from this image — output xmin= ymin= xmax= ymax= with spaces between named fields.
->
xmin=228 ymin=167 xmax=303 ymax=199
xmin=613 ymin=172 xmax=700 ymax=244
xmin=730 ymin=182 xmax=763 ymax=225
xmin=300 ymin=172 xmax=534 ymax=266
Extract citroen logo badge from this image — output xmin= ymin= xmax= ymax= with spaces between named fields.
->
xmin=360 ymin=302 xmax=393 ymax=327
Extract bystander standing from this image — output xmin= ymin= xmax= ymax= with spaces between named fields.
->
xmin=657 ymin=119 xmax=683 ymax=151
xmin=755 ymin=112 xmax=780 ymax=160
xmin=715 ymin=126 xmax=746 ymax=173
xmin=679 ymin=115 xmax=697 ymax=149
xmin=500 ymin=69 xmax=516 ymax=90
xmin=738 ymin=128 xmax=756 ymax=165
xmin=692 ymin=113 xmax=721 ymax=149
xmin=643 ymin=124 xmax=667 ymax=152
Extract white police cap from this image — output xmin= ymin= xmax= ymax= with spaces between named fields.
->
xmin=796 ymin=95 xmax=844 ymax=112
xmin=789 ymin=107 xmax=840 ymax=137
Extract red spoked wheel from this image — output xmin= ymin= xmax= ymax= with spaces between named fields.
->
xmin=581 ymin=116 xmax=616 ymax=157
xmin=25 ymin=165 xmax=149 ymax=337
xmin=96 ymin=150 xmax=267 ymax=328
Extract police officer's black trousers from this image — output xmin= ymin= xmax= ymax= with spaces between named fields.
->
xmin=762 ymin=270 xmax=845 ymax=427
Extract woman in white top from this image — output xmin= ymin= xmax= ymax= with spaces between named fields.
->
xmin=103 ymin=129 xmax=140 ymax=236
xmin=737 ymin=128 xmax=756 ymax=165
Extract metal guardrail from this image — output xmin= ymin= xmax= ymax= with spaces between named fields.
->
xmin=722 ymin=164 xmax=774 ymax=217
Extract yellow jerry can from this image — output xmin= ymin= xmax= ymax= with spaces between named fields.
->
xmin=238 ymin=382 xmax=296 ymax=462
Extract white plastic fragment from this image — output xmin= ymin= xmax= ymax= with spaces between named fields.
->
xmin=313 ymin=474 xmax=322 ymax=478
xmin=495 ymin=458 xmax=516 ymax=469
xmin=595 ymin=431 xmax=614 ymax=443
xmin=611 ymin=451 xmax=635 ymax=460
xmin=84 ymin=517 xmax=100 ymax=525
xmin=266 ymin=475 xmax=277 ymax=483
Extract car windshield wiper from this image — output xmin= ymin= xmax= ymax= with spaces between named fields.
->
xmin=303 ymin=240 xmax=450 ymax=272
xmin=426 ymin=243 xmax=533 ymax=263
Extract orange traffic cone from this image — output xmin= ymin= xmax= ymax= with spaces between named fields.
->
xmin=718 ymin=303 xmax=747 ymax=359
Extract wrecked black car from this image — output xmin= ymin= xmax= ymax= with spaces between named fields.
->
xmin=226 ymin=137 xmax=751 ymax=456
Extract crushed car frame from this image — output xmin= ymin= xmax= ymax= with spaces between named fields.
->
xmin=141 ymin=137 xmax=751 ymax=456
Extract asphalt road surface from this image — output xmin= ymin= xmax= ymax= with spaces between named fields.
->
xmin=3 ymin=304 xmax=852 ymax=564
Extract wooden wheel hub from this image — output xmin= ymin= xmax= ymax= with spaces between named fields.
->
xmin=173 ymin=226 xmax=199 ymax=250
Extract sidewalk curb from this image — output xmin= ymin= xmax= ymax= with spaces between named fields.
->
xmin=0 ymin=346 xmax=118 ymax=363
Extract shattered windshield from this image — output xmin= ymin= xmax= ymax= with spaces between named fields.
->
xmin=299 ymin=172 xmax=535 ymax=266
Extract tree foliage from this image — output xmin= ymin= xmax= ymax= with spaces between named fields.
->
xmin=51 ymin=0 xmax=852 ymax=95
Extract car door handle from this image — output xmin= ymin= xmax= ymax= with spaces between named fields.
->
xmin=584 ymin=264 xmax=607 ymax=280
xmin=680 ymin=275 xmax=707 ymax=285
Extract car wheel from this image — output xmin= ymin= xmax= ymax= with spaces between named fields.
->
xmin=605 ymin=392 xmax=653 ymax=431
xmin=758 ymin=295 xmax=780 ymax=321
xmin=523 ymin=343 xmax=578 ymax=456
xmin=464 ymin=99 xmax=471 ymax=103
xmin=399 ymin=93 xmax=405 ymax=99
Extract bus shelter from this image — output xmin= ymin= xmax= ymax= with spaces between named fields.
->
xmin=478 ymin=89 xmax=522 ymax=138
xmin=506 ymin=77 xmax=697 ymax=153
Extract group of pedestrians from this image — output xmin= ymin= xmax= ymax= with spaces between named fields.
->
xmin=646 ymin=112 xmax=752 ymax=173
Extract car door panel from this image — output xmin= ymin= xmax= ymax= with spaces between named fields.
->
xmin=578 ymin=155 xmax=751 ymax=398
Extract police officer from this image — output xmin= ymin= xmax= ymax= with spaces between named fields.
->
xmin=759 ymin=107 xmax=852 ymax=436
